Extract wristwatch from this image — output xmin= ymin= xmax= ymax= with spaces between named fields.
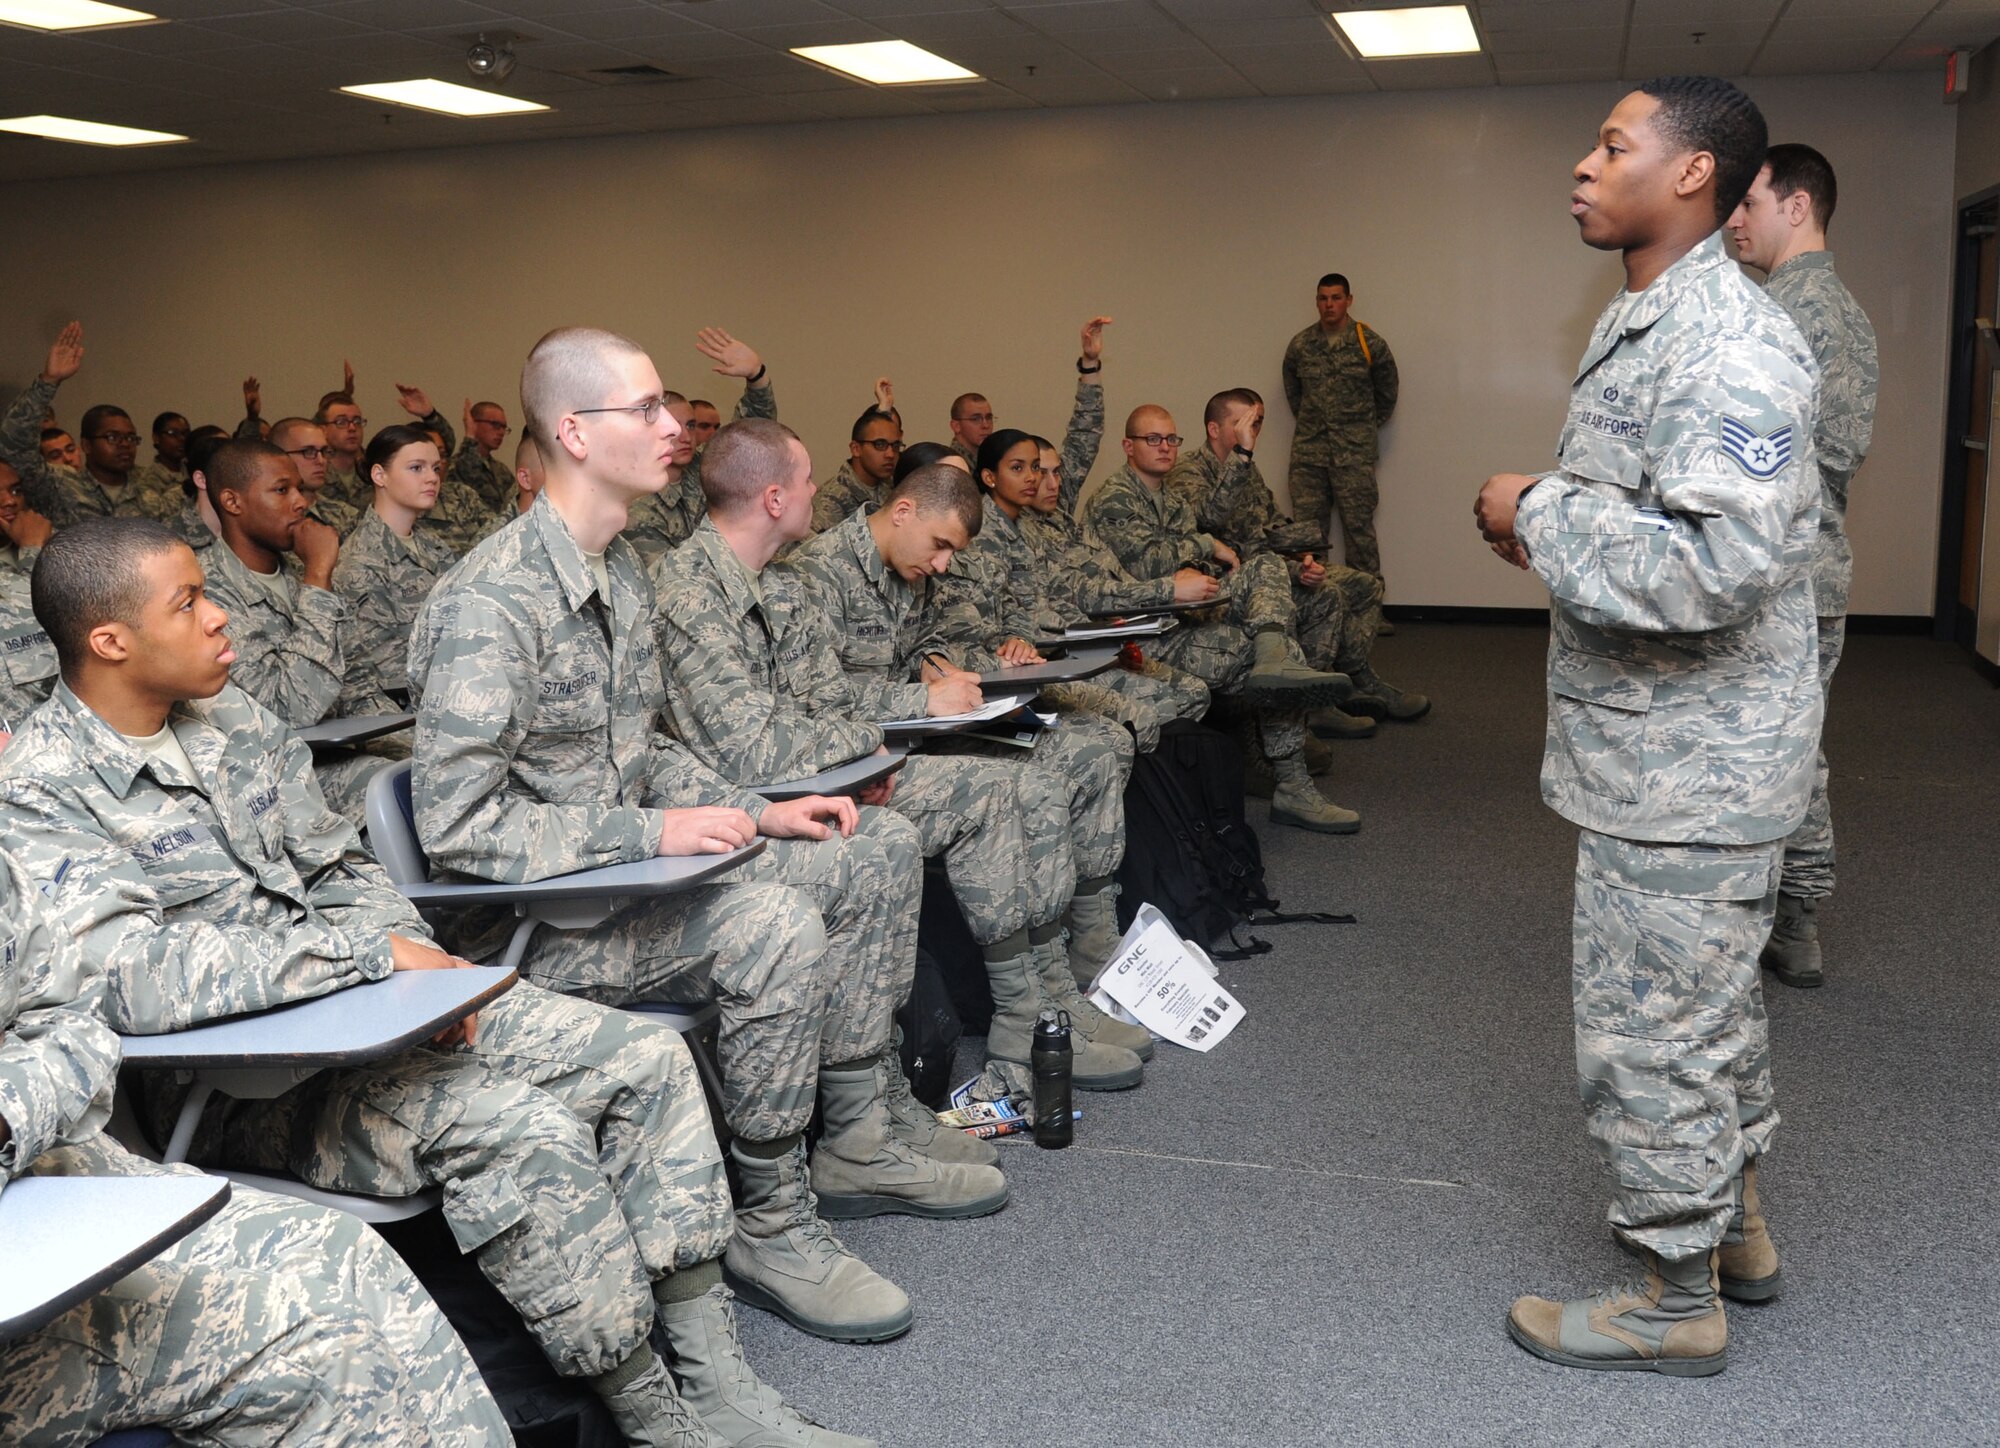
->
xmin=1076 ymin=357 xmax=1101 ymax=375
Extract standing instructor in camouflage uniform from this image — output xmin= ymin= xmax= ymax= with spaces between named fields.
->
xmin=1475 ymin=76 xmax=1821 ymax=1376
xmin=1725 ymin=143 xmax=1878 ymax=989
xmin=1282 ymin=274 xmax=1398 ymax=581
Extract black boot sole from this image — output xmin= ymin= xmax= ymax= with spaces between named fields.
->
xmin=813 ymin=1182 xmax=1011 ymax=1221
xmin=1762 ymin=959 xmax=1823 ymax=988
xmin=1243 ymin=676 xmax=1355 ymax=710
xmin=723 ymin=1270 xmax=915 ymax=1344
xmin=1506 ymin=1319 xmax=1726 ymax=1377
xmin=1720 ymin=1270 xmax=1781 ymax=1303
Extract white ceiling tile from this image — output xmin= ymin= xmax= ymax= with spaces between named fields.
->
xmin=1130 ymin=68 xmax=1258 ymax=100
xmin=1620 ymin=41 xmax=1759 ymax=75
xmin=881 ymin=9 xmax=1037 ymax=43
xmin=1494 ymin=64 xmax=1623 ymax=85
xmin=1001 ymin=73 xmax=1145 ymax=102
xmin=186 ymin=8 xmax=375 ymax=43
xmin=1630 ymin=0 xmax=1783 ymax=24
xmin=1366 ymin=52 xmax=1496 ymax=88
xmin=1231 ymin=65 xmax=1375 ymax=94
xmin=822 ymin=0 xmax=994 ymax=15
xmin=1182 ymin=16 xmax=1333 ymax=48
xmin=1090 ymin=45 xmax=1228 ymax=74
xmin=1157 ymin=0 xmax=1320 ymax=18
xmin=1752 ymin=37 xmax=1902 ymax=72
xmin=1007 ymin=2 xmax=1187 ymax=37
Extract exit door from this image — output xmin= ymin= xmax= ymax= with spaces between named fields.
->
xmin=1937 ymin=191 xmax=1999 ymax=661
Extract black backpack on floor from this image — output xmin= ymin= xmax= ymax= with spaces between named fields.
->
xmin=1115 ymin=720 xmax=1353 ymax=959
xmin=895 ymin=941 xmax=963 ymax=1109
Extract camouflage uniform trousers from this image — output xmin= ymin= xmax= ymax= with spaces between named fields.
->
xmin=1779 ymin=615 xmax=1846 ymax=900
xmin=1153 ymin=616 xmax=1309 ymax=764
xmin=1287 ymin=564 xmax=1383 ymax=676
xmin=0 ymin=1135 xmax=508 ymax=1446
xmin=312 ymin=741 xmax=403 ymax=828
xmin=525 ymin=810 xmax=922 ymax=1140
xmin=888 ymin=754 xmax=1073 ymax=945
xmin=943 ymin=712 xmax=1132 ymax=881
xmin=1287 ymin=435 xmax=1382 ymax=581
xmin=1571 ymin=831 xmax=1781 ymax=1262
xmin=172 ymin=982 xmax=733 ymax=1382
xmin=1042 ymin=661 xmax=1208 ymax=752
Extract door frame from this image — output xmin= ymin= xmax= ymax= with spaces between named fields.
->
xmin=1936 ymin=183 xmax=2000 ymax=642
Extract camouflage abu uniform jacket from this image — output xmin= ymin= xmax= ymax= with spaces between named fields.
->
xmin=407 ymin=491 xmax=769 ymax=890
xmin=1083 ymin=462 xmax=1223 ymax=580
xmin=199 ymin=542 xmax=352 ymax=727
xmin=330 ymin=508 xmax=459 ymax=708
xmin=1282 ymin=318 xmax=1399 ymax=456
xmin=450 ymin=438 xmax=518 ymax=515
xmin=1762 ymin=251 xmax=1876 ymax=618
xmin=810 ymin=459 xmax=882 ymax=537
xmin=787 ymin=507 xmax=952 ymax=697
xmin=652 ymin=519 xmax=885 ymax=781
xmin=1164 ymin=444 xmax=1325 ymax=560
xmin=0 ymin=563 xmax=58 ymax=726
xmin=1020 ymin=507 xmax=1177 ymax=620
xmin=1516 ymin=231 xmax=1821 ymax=845
xmin=0 ymin=377 xmax=159 ymax=528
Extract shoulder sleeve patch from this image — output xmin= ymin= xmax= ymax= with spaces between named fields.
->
xmin=1718 ymin=416 xmax=1793 ymax=479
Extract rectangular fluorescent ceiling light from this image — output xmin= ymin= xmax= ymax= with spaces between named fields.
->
xmin=792 ymin=40 xmax=977 ymax=85
xmin=0 ymin=113 xmax=185 ymax=146
xmin=339 ymin=80 xmax=549 ymax=117
xmin=0 ymin=0 xmax=155 ymax=29
xmin=1330 ymin=5 xmax=1479 ymax=59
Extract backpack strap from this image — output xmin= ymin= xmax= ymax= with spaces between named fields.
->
xmin=1354 ymin=321 xmax=1373 ymax=367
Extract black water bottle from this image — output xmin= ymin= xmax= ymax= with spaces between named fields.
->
xmin=1031 ymin=1009 xmax=1074 ymax=1149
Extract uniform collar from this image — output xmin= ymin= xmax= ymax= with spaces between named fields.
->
xmin=526 ymin=490 xmax=612 ymax=616
xmin=1578 ymin=230 xmax=1732 ymax=380
xmin=1768 ymin=250 xmax=1835 ymax=283
xmin=690 ymin=516 xmax=765 ymax=618
xmin=48 ymin=680 xmax=215 ymax=800
xmin=207 ymin=537 xmax=299 ymax=612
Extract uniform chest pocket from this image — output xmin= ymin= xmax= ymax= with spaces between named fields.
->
xmin=0 ymin=622 xmax=57 ymax=688
xmin=128 ymin=825 xmax=238 ymax=911
xmin=532 ymin=668 xmax=611 ymax=734
xmin=1549 ymin=648 xmax=1656 ymax=804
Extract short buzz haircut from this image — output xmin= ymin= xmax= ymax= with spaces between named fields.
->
xmin=470 ymin=400 xmax=505 ymax=417
xmin=700 ymin=417 xmax=803 ymax=516
xmin=79 ymin=404 xmax=132 ymax=441
xmin=886 ymin=462 xmax=983 ymax=538
xmin=1204 ymin=388 xmax=1263 ymax=430
xmin=40 ymin=427 xmax=68 ymax=443
xmin=267 ymin=416 xmax=320 ymax=450
xmin=1637 ymin=74 xmax=1769 ymax=224
xmin=520 ymin=325 xmax=649 ymax=454
xmin=1764 ymin=142 xmax=1837 ymax=233
xmin=689 ymin=399 xmax=717 ymax=414
xmin=1317 ymin=273 xmax=1350 ymax=293
xmin=316 ymin=390 xmax=357 ymax=421
xmin=206 ymin=438 xmax=288 ymax=502
xmin=32 ymin=516 xmax=187 ymax=674
xmin=949 ymin=392 xmax=988 ymax=421
xmin=186 ymin=428 xmax=231 ymax=481
xmin=515 ymin=433 xmax=541 ymax=471
xmin=852 ymin=406 xmax=901 ymax=443
xmin=150 ymin=411 xmax=187 ymax=435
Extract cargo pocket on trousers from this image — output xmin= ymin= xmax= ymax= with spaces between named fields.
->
xmin=1549 ymin=648 xmax=1655 ymax=804
xmin=443 ymin=1170 xmax=583 ymax=1323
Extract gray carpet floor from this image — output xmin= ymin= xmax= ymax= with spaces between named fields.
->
xmin=736 ymin=622 xmax=2000 ymax=1448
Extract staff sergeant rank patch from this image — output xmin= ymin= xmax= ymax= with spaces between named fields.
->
xmin=1719 ymin=416 xmax=1794 ymax=480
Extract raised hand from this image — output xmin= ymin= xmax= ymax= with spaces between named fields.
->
xmin=874 ymin=377 xmax=896 ymax=415
xmin=341 ymin=358 xmax=355 ymax=395
xmin=242 ymin=375 xmax=262 ymax=419
xmin=41 ymin=322 xmax=84 ymax=384
xmin=394 ymin=382 xmax=434 ymax=419
xmin=462 ymin=397 xmax=473 ymax=436
xmin=694 ymin=327 xmax=763 ymax=380
xmin=1079 ymin=315 xmax=1112 ymax=365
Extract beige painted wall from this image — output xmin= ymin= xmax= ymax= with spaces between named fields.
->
xmin=0 ymin=71 xmax=1955 ymax=613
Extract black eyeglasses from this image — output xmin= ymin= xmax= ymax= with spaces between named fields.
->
xmin=90 ymin=431 xmax=142 ymax=446
xmin=473 ymin=418 xmax=511 ymax=433
xmin=859 ymin=439 xmax=905 ymax=453
xmin=158 ymin=427 xmax=189 ymax=440
xmin=1126 ymin=433 xmax=1183 ymax=448
xmin=285 ymin=445 xmax=335 ymax=462
xmin=576 ymin=398 xmax=669 ymax=425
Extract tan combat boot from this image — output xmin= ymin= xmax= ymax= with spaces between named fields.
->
xmin=1345 ymin=664 xmax=1431 ymax=721
xmin=723 ymin=1139 xmax=913 ymax=1344
xmin=590 ymin=1346 xmax=725 ymax=1447
xmin=985 ymin=933 xmax=1143 ymax=1090
xmin=1760 ymin=893 xmax=1823 ymax=988
xmin=1031 ymin=926 xmax=1154 ymax=1062
xmin=661 ymin=1283 xmax=877 ymax=1447
xmin=1063 ymin=876 xmax=1124 ymax=989
xmin=877 ymin=1046 xmax=998 ymax=1167
xmin=1508 ymin=1249 xmax=1728 ymax=1376
xmin=808 ymin=1060 xmax=1008 ymax=1220
xmin=1269 ymin=754 xmax=1361 ymax=835
xmin=1719 ymin=1158 xmax=1781 ymax=1302
xmin=1243 ymin=627 xmax=1354 ymax=708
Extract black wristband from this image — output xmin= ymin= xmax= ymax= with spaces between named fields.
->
xmin=747 ymin=363 xmax=768 ymax=386
xmin=1231 ymin=444 xmax=1253 ymax=459
xmin=1076 ymin=358 xmax=1102 ymax=375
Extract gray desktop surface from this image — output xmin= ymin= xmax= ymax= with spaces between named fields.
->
xmin=0 ymin=1174 xmax=231 ymax=1340
xmin=752 ymin=748 xmax=906 ymax=801
xmin=118 ymin=966 xmax=517 ymax=1069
